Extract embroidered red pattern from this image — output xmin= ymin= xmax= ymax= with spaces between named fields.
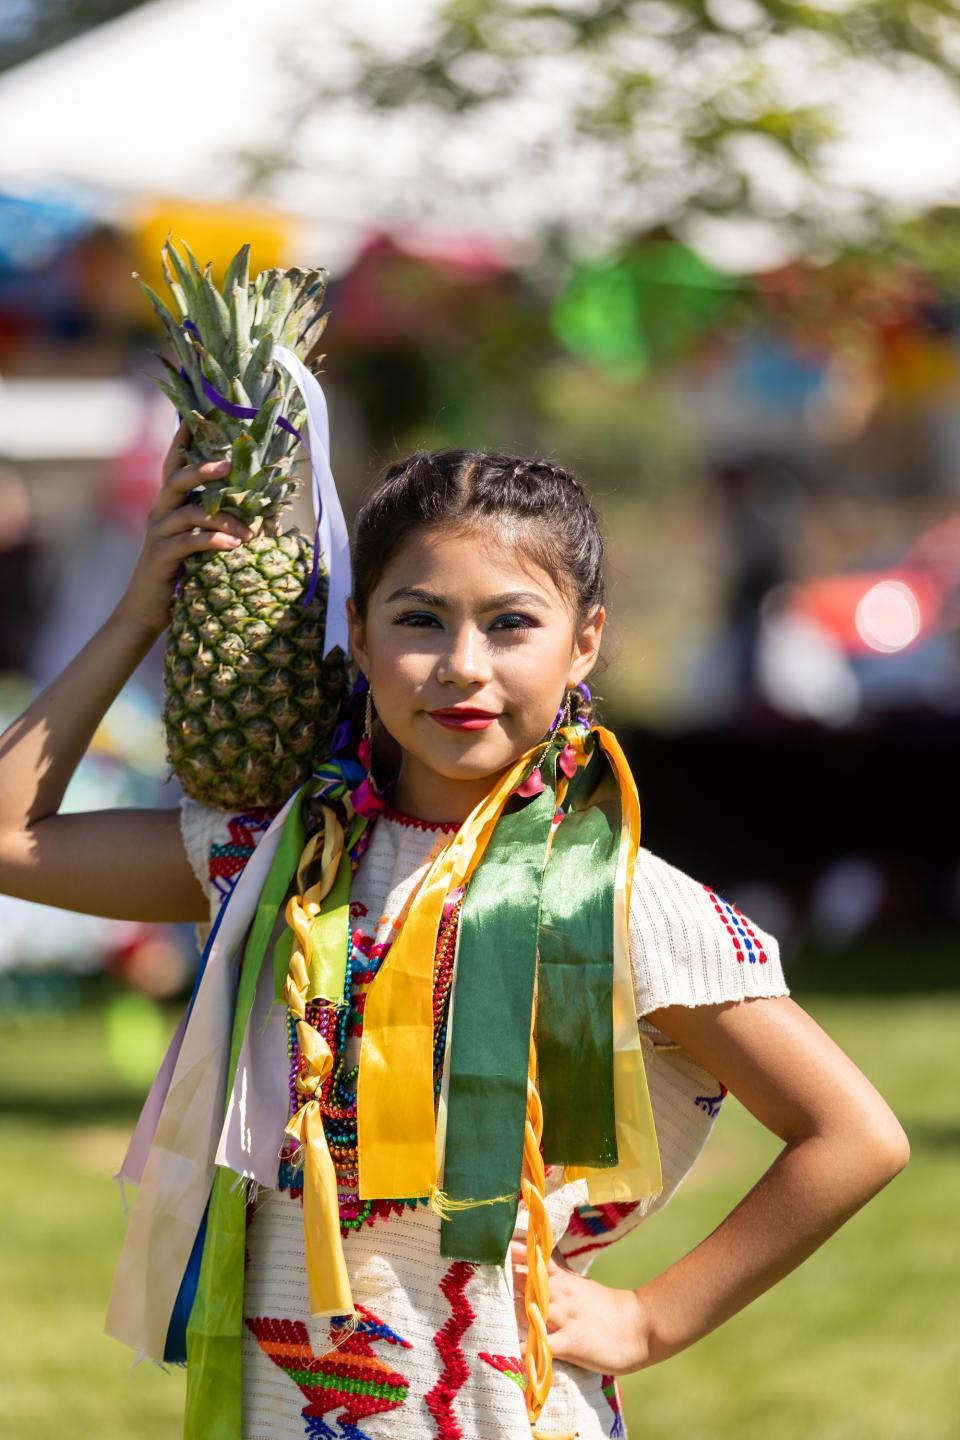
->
xmin=246 ymin=1306 xmax=412 ymax=1439
xmin=382 ymin=804 xmax=460 ymax=834
xmin=478 ymin=1351 xmax=526 ymax=1391
xmin=424 ymin=1261 xmax=477 ymax=1439
xmin=561 ymin=1199 xmax=644 ymax=1260
xmin=209 ymin=812 xmax=272 ymax=900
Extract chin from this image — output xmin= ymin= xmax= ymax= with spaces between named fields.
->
xmin=423 ymin=751 xmax=511 ymax=782
xmin=408 ymin=732 xmax=512 ymax=773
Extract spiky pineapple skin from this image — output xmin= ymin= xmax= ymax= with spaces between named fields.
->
xmin=164 ymin=529 xmax=349 ymax=809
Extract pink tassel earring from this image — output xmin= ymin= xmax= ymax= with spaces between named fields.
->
xmin=516 ymin=689 xmax=576 ymax=797
xmin=351 ymin=684 xmax=386 ymax=816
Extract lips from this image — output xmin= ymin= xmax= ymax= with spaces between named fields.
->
xmin=428 ymin=707 xmax=499 ymax=731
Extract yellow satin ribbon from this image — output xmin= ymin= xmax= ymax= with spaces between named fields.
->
xmin=564 ymin=726 xmax=662 ymax=1206
xmin=283 ymin=933 xmax=355 ymax=1317
xmin=357 ymin=740 xmax=547 ymax=1201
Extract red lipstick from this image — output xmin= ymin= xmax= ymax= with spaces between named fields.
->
xmin=428 ymin=707 xmax=499 ymax=731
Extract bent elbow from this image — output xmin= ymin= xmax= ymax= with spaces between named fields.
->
xmin=882 ymin=1124 xmax=911 ymax=1176
xmin=859 ymin=1114 xmax=911 ymax=1183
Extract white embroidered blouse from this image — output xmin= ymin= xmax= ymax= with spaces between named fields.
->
xmin=179 ymin=795 xmax=790 ymax=1440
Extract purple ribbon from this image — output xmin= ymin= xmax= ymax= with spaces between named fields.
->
xmin=177 ymin=339 xmax=322 ymax=604
xmin=198 ymin=371 xmax=301 ymax=444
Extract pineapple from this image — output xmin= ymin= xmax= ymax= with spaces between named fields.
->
xmin=138 ymin=237 xmax=350 ymax=810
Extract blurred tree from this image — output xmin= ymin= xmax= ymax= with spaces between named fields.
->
xmin=253 ymin=0 xmax=960 ymax=259
xmin=0 ymin=0 xmax=148 ymax=74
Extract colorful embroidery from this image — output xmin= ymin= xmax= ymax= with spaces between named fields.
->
xmin=209 ymin=812 xmax=272 ymax=900
xmin=425 ymin=1261 xmax=477 ymax=1439
xmin=566 ymin=1200 xmax=642 ymax=1239
xmin=562 ymin=1199 xmax=644 ymax=1259
xmin=703 ymin=886 xmax=768 ymax=964
xmin=479 ymin=1352 xmax=526 ymax=1390
xmin=247 ymin=1306 xmax=412 ymax=1440
xmin=601 ymin=1373 xmax=625 ymax=1437
xmin=694 ymin=1082 xmax=729 ymax=1118
xmin=276 ymin=1155 xmax=428 ymax=1233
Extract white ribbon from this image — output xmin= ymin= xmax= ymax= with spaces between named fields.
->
xmin=105 ymin=789 xmax=299 ymax=1359
xmin=272 ymin=344 xmax=352 ymax=658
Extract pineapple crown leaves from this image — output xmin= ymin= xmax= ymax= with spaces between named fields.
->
xmin=135 ymin=237 xmax=329 ymax=523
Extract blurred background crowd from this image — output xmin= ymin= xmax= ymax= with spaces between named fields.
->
xmin=0 ymin=2 xmax=957 ymax=1438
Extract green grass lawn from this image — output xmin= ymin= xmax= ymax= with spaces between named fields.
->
xmin=0 ymin=990 xmax=955 ymax=1440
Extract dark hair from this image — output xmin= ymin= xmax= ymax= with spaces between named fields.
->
xmin=351 ymin=449 xmax=605 ymax=720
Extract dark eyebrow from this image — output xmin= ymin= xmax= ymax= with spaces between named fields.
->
xmin=384 ymin=587 xmax=549 ymax=609
xmin=385 ymin=586 xmax=448 ymax=606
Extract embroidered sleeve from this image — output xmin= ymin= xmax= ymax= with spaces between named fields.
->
xmin=178 ymin=795 xmax=274 ymax=913
xmin=628 ymin=847 xmax=790 ymax=1017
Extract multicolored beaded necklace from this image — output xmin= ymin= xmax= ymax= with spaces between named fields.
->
xmin=279 ymin=810 xmax=463 ymax=1229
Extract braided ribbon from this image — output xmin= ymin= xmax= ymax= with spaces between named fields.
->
xmin=522 ymin=1024 xmax=553 ymax=1420
xmin=289 ymin=802 xmax=350 ymax=1003
xmin=523 ymin=1016 xmax=578 ymax=1440
xmin=283 ymin=898 xmax=355 ymax=1317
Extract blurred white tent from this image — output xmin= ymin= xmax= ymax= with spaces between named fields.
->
xmin=0 ymin=0 xmax=417 ymax=273
xmin=1 ymin=0 xmax=960 ymax=273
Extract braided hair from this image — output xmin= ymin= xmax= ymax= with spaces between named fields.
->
xmin=351 ymin=449 xmax=605 ymax=724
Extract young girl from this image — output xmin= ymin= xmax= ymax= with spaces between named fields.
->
xmin=0 ymin=438 xmax=909 ymax=1440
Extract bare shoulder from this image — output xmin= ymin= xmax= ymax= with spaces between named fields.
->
xmin=0 ymin=805 xmax=208 ymax=922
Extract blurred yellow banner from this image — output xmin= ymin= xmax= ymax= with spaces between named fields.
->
xmin=129 ymin=196 xmax=297 ymax=319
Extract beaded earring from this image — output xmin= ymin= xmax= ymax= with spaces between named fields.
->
xmin=358 ymin=687 xmax=375 ymax=781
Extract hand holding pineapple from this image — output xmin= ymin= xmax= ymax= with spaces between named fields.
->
xmin=115 ymin=418 xmax=253 ymax=638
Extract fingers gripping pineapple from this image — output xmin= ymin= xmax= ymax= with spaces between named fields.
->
xmin=138 ymin=238 xmax=350 ymax=810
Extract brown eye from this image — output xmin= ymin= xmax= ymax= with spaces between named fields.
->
xmin=491 ymin=613 xmax=536 ymax=630
xmin=394 ymin=611 xmax=441 ymax=627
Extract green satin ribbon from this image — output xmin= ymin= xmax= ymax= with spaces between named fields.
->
xmin=439 ymin=744 xmax=561 ymax=1263
xmin=183 ymin=1163 xmax=245 ymax=1440
xmin=440 ymin=730 xmax=621 ymax=1263
xmin=538 ymin=738 xmax=618 ymax=1166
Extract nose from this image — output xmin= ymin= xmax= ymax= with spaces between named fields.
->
xmin=436 ymin=623 xmax=492 ymax=687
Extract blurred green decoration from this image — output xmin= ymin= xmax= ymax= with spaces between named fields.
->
xmin=105 ymin=991 xmax=169 ymax=1088
xmin=532 ymin=359 xmax=703 ymax=496
xmin=552 ymin=241 xmax=742 ymax=380
xmin=886 ymin=206 xmax=960 ymax=292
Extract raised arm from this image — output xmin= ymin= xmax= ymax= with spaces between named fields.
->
xmin=0 ymin=420 xmax=251 ymax=923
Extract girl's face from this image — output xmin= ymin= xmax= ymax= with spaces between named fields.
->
xmin=347 ymin=525 xmax=604 ymax=821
